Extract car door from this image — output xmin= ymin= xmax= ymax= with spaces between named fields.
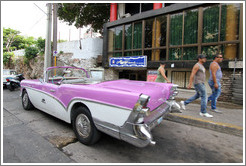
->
xmin=41 ymin=82 xmax=67 ymax=121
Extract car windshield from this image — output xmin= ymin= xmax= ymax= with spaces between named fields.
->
xmin=46 ymin=67 xmax=102 ymax=85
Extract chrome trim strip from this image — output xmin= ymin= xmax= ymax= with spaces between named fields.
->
xmin=22 ymin=86 xmax=132 ymax=113
xmin=94 ymin=118 xmax=152 ymax=147
xmin=94 ymin=118 xmax=120 ymax=139
xmin=67 ymin=98 xmax=132 ymax=112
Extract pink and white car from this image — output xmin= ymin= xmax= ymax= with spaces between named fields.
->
xmin=20 ymin=66 xmax=180 ymax=147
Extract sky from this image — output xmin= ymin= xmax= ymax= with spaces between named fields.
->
xmin=1 ymin=1 xmax=88 ymax=41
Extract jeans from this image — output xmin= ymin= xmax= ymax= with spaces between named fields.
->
xmin=184 ymin=83 xmax=207 ymax=113
xmin=208 ymin=80 xmax=221 ymax=109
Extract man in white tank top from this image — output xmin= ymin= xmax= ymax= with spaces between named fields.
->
xmin=180 ymin=54 xmax=213 ymax=118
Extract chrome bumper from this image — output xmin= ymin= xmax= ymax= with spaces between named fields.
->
xmin=120 ymin=99 xmax=180 ymax=148
xmin=95 ymin=85 xmax=181 ymax=148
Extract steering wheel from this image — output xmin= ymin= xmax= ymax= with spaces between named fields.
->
xmin=51 ymin=75 xmax=66 ymax=85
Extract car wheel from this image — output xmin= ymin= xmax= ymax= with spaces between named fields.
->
xmin=22 ymin=90 xmax=34 ymax=110
xmin=72 ymin=106 xmax=101 ymax=145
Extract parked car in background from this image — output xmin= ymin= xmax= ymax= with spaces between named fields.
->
xmin=20 ymin=66 xmax=180 ymax=147
xmin=3 ymin=69 xmax=17 ymax=87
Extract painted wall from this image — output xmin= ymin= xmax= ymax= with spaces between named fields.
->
xmin=57 ymin=37 xmax=103 ymax=59
xmin=12 ymin=49 xmax=25 ymax=57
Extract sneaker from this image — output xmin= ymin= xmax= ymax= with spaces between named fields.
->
xmin=199 ymin=112 xmax=213 ymax=118
xmin=180 ymin=101 xmax=186 ymax=110
xmin=211 ymin=109 xmax=222 ymax=114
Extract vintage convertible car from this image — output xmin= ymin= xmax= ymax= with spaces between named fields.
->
xmin=20 ymin=66 xmax=180 ymax=147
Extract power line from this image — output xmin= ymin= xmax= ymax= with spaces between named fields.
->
xmin=34 ymin=3 xmax=47 ymax=15
xmin=28 ymin=15 xmax=46 ymax=32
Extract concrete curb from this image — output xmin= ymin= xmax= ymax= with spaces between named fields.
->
xmin=175 ymin=97 xmax=243 ymax=109
xmin=164 ymin=113 xmax=243 ymax=137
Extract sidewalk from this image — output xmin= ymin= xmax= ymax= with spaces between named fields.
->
xmin=165 ymin=88 xmax=244 ymax=137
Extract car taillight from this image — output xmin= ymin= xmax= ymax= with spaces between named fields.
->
xmin=133 ymin=94 xmax=151 ymax=123
xmin=6 ymin=79 xmax=10 ymax=82
xmin=169 ymin=84 xmax=179 ymax=100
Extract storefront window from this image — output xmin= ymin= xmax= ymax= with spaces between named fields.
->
xmin=114 ymin=26 xmax=123 ymax=51
xmin=203 ymin=5 xmax=219 ymax=43
xmin=170 ymin=13 xmax=183 ymax=46
xmin=108 ymin=28 xmax=114 ymax=52
xmin=132 ymin=51 xmax=142 ymax=56
xmin=144 ymin=50 xmax=152 ymax=61
xmin=107 ymin=3 xmax=241 ymax=62
xmin=133 ymin=22 xmax=142 ymax=49
xmin=183 ymin=47 xmax=198 ymax=60
xmin=202 ymin=45 xmax=221 ymax=60
xmin=125 ymin=24 xmax=132 ymax=50
xmin=160 ymin=49 xmax=166 ymax=61
xmin=124 ymin=51 xmax=141 ymax=57
xmin=124 ymin=51 xmax=131 ymax=57
xmin=169 ymin=48 xmax=182 ymax=60
xmin=114 ymin=52 xmax=122 ymax=57
xmin=157 ymin=15 xmax=167 ymax=47
xmin=184 ymin=9 xmax=198 ymax=44
xmin=221 ymin=4 xmax=240 ymax=41
xmin=202 ymin=43 xmax=239 ymax=60
xmin=145 ymin=18 xmax=155 ymax=48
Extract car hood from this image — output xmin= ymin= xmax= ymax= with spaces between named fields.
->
xmin=98 ymin=80 xmax=173 ymax=111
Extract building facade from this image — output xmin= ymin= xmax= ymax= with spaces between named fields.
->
xmin=102 ymin=3 xmax=243 ymax=101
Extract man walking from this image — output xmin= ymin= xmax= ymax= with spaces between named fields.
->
xmin=207 ymin=54 xmax=223 ymax=113
xmin=180 ymin=54 xmax=213 ymax=118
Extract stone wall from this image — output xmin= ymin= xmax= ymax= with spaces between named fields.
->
xmin=13 ymin=52 xmax=118 ymax=81
xmin=218 ymin=69 xmax=243 ymax=102
xmin=15 ymin=55 xmax=44 ymax=79
xmin=57 ymin=53 xmax=118 ymax=81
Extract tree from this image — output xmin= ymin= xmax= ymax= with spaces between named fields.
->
xmin=36 ymin=37 xmax=46 ymax=54
xmin=3 ymin=28 xmax=36 ymax=52
xmin=57 ymin=3 xmax=110 ymax=34
xmin=24 ymin=46 xmax=39 ymax=64
xmin=3 ymin=28 xmax=23 ymax=52
xmin=3 ymin=52 xmax=14 ymax=68
xmin=24 ymin=36 xmax=36 ymax=47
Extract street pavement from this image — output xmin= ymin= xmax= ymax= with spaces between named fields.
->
xmin=2 ymin=88 xmax=244 ymax=163
xmin=3 ymin=107 xmax=75 ymax=163
xmin=165 ymin=88 xmax=244 ymax=137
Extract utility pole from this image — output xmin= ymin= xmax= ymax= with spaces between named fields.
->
xmin=44 ymin=3 xmax=52 ymax=71
xmin=53 ymin=3 xmax=58 ymax=67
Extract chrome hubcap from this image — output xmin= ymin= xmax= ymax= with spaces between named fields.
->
xmin=23 ymin=93 xmax=28 ymax=107
xmin=76 ymin=114 xmax=91 ymax=138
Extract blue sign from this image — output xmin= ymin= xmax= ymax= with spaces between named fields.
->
xmin=109 ymin=56 xmax=147 ymax=67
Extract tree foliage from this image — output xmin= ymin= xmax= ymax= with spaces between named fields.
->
xmin=3 ymin=52 xmax=14 ymax=67
xmin=36 ymin=37 xmax=46 ymax=54
xmin=3 ymin=28 xmax=37 ymax=52
xmin=57 ymin=3 xmax=110 ymax=34
xmin=3 ymin=28 xmax=23 ymax=52
xmin=24 ymin=46 xmax=39 ymax=64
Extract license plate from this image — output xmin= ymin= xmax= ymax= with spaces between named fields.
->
xmin=157 ymin=117 xmax=163 ymax=124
